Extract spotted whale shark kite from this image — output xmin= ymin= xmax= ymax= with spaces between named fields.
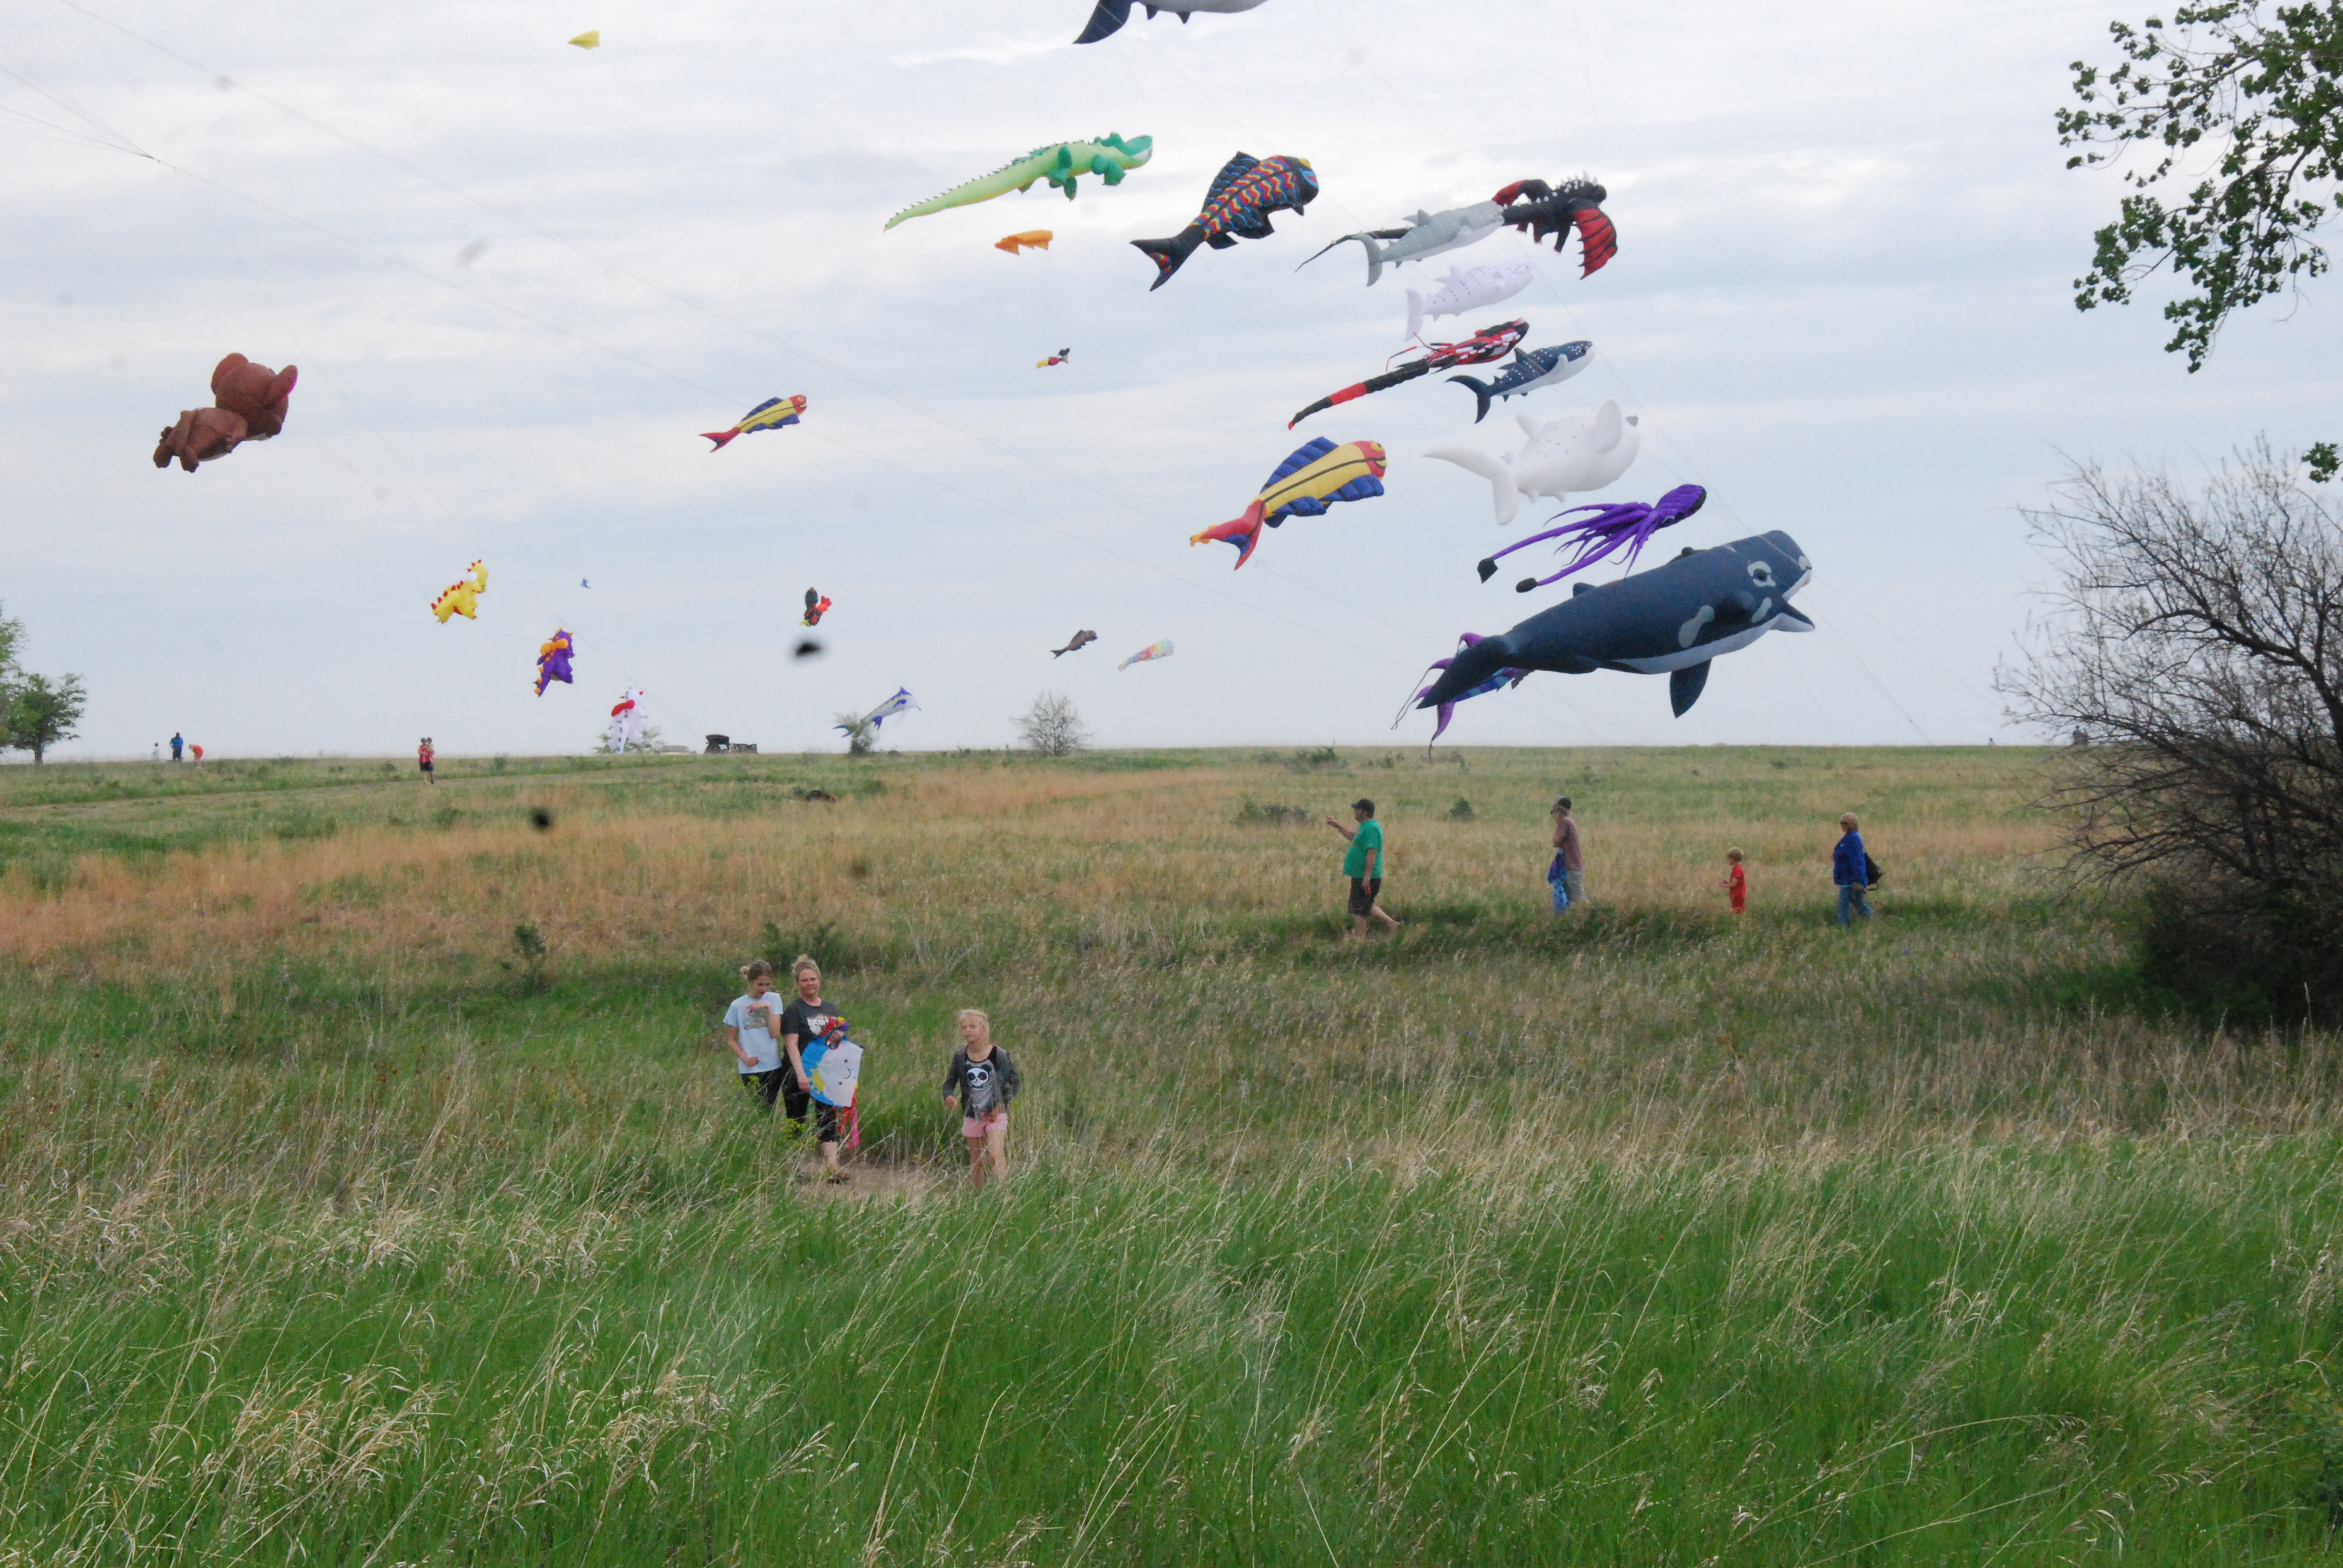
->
xmin=1411 ymin=532 xmax=1814 ymax=727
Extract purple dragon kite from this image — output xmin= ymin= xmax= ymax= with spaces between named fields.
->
xmin=1476 ymin=484 xmax=1707 ymax=593
xmin=534 ymin=628 xmax=575 ymax=696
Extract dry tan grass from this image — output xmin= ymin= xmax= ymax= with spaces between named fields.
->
xmin=0 ymin=751 xmax=2059 ymax=981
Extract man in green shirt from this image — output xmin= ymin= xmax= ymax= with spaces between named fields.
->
xmin=1325 ymin=797 xmax=1401 ymax=939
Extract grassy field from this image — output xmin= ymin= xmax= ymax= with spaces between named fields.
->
xmin=1 ymin=745 xmax=2339 ymax=1564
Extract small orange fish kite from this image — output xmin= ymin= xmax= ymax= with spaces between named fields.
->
xmin=1037 ymin=347 xmax=1072 ymax=368
xmin=995 ymin=230 xmax=1054 ymax=253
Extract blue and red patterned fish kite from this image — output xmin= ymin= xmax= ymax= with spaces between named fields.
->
xmin=534 ymin=628 xmax=574 ymax=696
xmin=1477 ymin=484 xmax=1707 ymax=592
xmin=1190 ymin=437 xmax=1387 ymax=569
xmin=703 ymin=395 xmax=805 ymax=451
xmin=1132 ymin=152 xmax=1317 ymax=289
xmin=1289 ymin=319 xmax=1528 ymax=428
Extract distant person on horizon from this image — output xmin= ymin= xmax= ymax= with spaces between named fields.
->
xmin=942 ymin=1008 xmax=1019 ymax=1189
xmin=418 ymin=737 xmax=435 ymax=785
xmin=1833 ymin=814 xmax=1872 ymax=926
xmin=169 ymin=732 xmax=183 ymax=762
xmin=1723 ymin=847 xmax=1746 ymax=915
xmin=1325 ymin=798 xmax=1400 ymax=938
xmin=1550 ymin=798 xmax=1585 ymax=913
xmin=779 ymin=956 xmax=847 ymax=1183
xmin=189 ymin=743 xmax=203 ymax=766
xmin=725 ymin=960 xmax=788 ymax=1112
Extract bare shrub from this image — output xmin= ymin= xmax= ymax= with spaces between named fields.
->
xmin=1015 ymin=692 xmax=1089 ymax=757
xmin=2002 ymin=442 xmax=2343 ymax=1016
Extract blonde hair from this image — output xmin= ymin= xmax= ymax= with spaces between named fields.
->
xmin=957 ymin=1008 xmax=991 ymax=1041
xmin=740 ymin=959 xmax=774 ymax=982
xmin=1841 ymin=813 xmax=1860 ymax=828
xmin=790 ymin=955 xmax=821 ymax=981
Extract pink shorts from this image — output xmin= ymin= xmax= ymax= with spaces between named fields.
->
xmin=963 ymin=1110 xmax=1007 ymax=1140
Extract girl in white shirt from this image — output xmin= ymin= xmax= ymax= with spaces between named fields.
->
xmin=724 ymin=961 xmax=787 ymax=1110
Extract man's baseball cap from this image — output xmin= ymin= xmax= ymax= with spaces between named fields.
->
xmin=1351 ymin=797 xmax=1375 ymax=812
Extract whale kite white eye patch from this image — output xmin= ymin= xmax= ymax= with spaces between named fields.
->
xmin=1748 ymin=560 xmax=1777 ymax=587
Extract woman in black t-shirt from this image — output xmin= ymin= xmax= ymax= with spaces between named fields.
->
xmin=778 ymin=955 xmax=848 ymax=1182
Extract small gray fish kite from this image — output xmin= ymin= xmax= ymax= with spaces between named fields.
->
xmin=1052 ymin=630 xmax=1098 ymax=657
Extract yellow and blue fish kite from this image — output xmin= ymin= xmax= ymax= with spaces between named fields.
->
xmin=702 ymin=394 xmax=806 ymax=451
xmin=1189 ymin=437 xmax=1388 ymax=569
xmin=1119 ymin=639 xmax=1173 ymax=671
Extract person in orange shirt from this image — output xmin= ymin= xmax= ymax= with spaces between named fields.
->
xmin=1722 ymin=847 xmax=1746 ymax=914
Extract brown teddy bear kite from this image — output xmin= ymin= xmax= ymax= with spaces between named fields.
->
xmin=153 ymin=353 xmax=298 ymax=472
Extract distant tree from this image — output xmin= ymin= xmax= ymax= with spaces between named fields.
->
xmin=0 ymin=602 xmax=22 ymax=678
xmin=834 ymin=713 xmax=876 ymax=758
xmin=1015 ymin=691 xmax=1090 ymax=757
xmin=2060 ymin=3 xmax=2341 ymax=477
xmin=2001 ymin=442 xmax=2343 ymax=1015
xmin=7 ymin=673 xmax=87 ymax=765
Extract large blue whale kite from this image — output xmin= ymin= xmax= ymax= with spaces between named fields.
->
xmin=1412 ymin=531 xmax=1815 ymax=727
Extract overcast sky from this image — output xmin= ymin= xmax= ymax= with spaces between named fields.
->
xmin=3 ymin=0 xmax=2333 ymax=759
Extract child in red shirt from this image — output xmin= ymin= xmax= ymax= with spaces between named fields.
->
xmin=1722 ymin=848 xmax=1746 ymax=913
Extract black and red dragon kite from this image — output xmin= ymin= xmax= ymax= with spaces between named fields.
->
xmin=1495 ymin=178 xmax=1616 ymax=278
xmin=1289 ymin=318 xmax=1530 ymax=429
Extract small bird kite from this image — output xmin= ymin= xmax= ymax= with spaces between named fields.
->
xmin=431 ymin=560 xmax=490 ymax=623
xmin=534 ymin=629 xmax=574 ymax=695
xmin=1190 ymin=438 xmax=1386 ymax=569
xmin=1037 ymin=348 xmax=1072 ymax=368
xmin=802 ymin=589 xmax=831 ymax=627
xmin=1119 ymin=639 xmax=1173 ymax=671
xmin=702 ymin=394 xmax=805 ymax=451
xmin=837 ymin=687 xmax=917 ymax=734
xmin=1052 ymin=630 xmax=1098 ymax=657
xmin=997 ymin=230 xmax=1054 ymax=253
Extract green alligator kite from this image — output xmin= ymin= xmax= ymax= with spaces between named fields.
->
xmin=883 ymin=134 xmax=1154 ymax=230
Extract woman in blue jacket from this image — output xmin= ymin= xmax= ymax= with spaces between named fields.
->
xmin=1833 ymin=813 xmax=1872 ymax=926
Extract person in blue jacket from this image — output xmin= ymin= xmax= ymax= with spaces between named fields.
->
xmin=1833 ymin=812 xmax=1872 ymax=926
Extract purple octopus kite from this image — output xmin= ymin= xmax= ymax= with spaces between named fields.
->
xmin=1476 ymin=483 xmax=1707 ymax=593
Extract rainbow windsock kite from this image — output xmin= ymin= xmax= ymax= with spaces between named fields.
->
xmin=1118 ymin=639 xmax=1173 ymax=671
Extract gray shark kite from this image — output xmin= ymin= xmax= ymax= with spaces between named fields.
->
xmin=1075 ymin=0 xmax=1269 ymax=43
xmin=1448 ymin=341 xmax=1592 ymax=423
xmin=1299 ymin=198 xmax=1507 ymax=286
xmin=1410 ymin=532 xmax=1815 ymax=730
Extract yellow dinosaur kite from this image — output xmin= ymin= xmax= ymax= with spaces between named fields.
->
xmin=431 ymin=560 xmax=490 ymax=623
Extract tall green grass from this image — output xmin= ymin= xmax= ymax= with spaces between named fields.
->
xmin=0 ymin=747 xmax=2338 ymax=1561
